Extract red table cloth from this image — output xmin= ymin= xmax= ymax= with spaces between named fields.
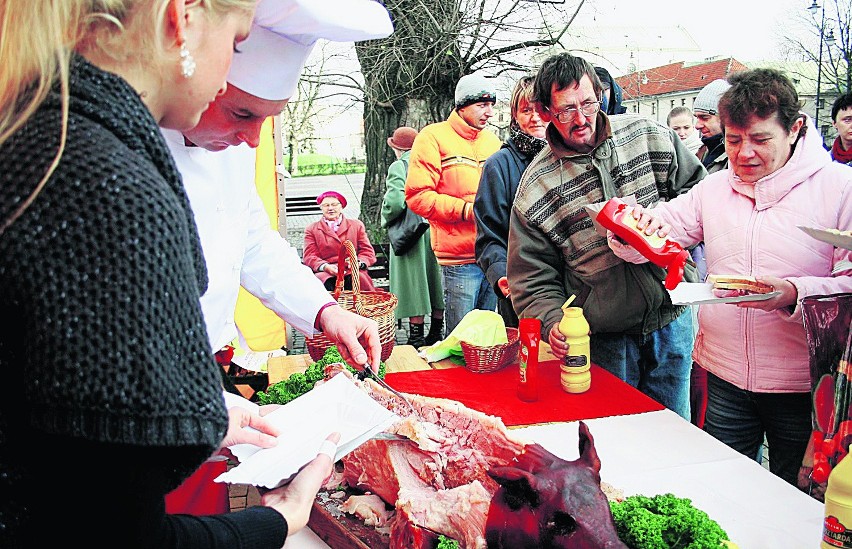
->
xmin=165 ymin=458 xmax=229 ymax=516
xmin=385 ymin=359 xmax=663 ymax=426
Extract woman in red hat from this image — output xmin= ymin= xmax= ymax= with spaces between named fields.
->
xmin=303 ymin=190 xmax=378 ymax=291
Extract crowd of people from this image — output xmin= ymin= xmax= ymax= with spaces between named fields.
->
xmin=1 ymin=0 xmax=850 ymax=545
xmin=381 ymin=54 xmax=851 ymax=496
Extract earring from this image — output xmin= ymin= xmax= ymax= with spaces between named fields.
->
xmin=179 ymin=41 xmax=196 ymax=78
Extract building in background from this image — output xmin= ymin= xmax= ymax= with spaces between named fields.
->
xmin=616 ymin=57 xmax=748 ymax=123
xmin=616 ymin=57 xmax=837 ymax=146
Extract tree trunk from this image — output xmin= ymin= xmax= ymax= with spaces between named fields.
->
xmin=287 ymin=131 xmax=300 ymax=177
xmin=359 ymin=96 xmax=444 ymax=238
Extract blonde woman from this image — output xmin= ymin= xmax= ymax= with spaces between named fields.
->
xmin=0 ymin=1 xmax=335 ymax=546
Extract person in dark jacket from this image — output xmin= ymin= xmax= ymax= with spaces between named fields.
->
xmin=474 ymin=76 xmax=548 ymax=327
xmin=830 ymin=92 xmax=852 ymax=165
xmin=694 ymin=78 xmax=732 ymax=174
xmin=594 ymin=66 xmax=627 ymax=115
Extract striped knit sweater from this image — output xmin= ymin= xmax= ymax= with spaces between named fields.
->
xmin=508 ymin=113 xmax=707 ymax=337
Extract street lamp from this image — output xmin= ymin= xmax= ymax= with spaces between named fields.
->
xmin=809 ymin=0 xmax=836 ymax=130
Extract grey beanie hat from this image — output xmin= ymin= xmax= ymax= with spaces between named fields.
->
xmin=455 ymin=73 xmax=497 ymax=109
xmin=693 ymin=79 xmax=732 ymax=115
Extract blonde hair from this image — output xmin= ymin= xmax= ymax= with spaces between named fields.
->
xmin=510 ymin=75 xmax=536 ymax=121
xmin=0 ymin=0 xmax=253 ymax=235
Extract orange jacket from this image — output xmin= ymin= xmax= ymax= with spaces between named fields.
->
xmin=405 ymin=110 xmax=501 ymax=265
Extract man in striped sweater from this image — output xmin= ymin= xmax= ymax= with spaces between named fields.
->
xmin=507 ymin=52 xmax=707 ymax=419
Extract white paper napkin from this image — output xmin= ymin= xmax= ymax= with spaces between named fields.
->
xmin=216 ymin=373 xmax=400 ymax=488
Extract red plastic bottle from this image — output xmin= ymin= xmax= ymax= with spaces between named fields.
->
xmin=518 ymin=318 xmax=541 ymax=402
xmin=596 ymin=197 xmax=691 ymax=290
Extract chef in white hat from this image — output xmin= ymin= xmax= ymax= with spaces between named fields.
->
xmin=161 ymin=0 xmax=393 ymax=371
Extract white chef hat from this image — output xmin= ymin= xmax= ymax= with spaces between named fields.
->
xmin=226 ymin=0 xmax=393 ymax=101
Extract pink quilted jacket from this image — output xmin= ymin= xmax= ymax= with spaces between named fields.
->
xmin=655 ymin=116 xmax=852 ymax=392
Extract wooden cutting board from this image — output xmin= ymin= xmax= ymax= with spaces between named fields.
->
xmin=309 ymin=490 xmax=390 ymax=549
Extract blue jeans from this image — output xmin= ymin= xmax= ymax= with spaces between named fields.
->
xmin=591 ymin=310 xmax=693 ymax=419
xmin=441 ymin=263 xmax=496 ymax=338
xmin=704 ymin=372 xmax=811 ymax=487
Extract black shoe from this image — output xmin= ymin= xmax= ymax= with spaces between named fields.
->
xmin=407 ymin=322 xmax=425 ymax=348
xmin=424 ymin=317 xmax=444 ymax=346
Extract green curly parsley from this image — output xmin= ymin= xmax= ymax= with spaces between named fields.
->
xmin=610 ymin=493 xmax=730 ymax=549
xmin=436 ymin=535 xmax=459 ymax=549
xmin=256 ymin=346 xmax=386 ymax=405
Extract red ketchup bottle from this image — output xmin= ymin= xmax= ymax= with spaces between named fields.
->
xmin=596 ymin=197 xmax=691 ymax=290
xmin=517 ymin=318 xmax=541 ymax=402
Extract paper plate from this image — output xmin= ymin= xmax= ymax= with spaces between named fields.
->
xmin=798 ymin=226 xmax=852 ymax=251
xmin=668 ymin=282 xmax=781 ymax=306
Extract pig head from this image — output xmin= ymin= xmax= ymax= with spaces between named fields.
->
xmin=485 ymin=421 xmax=627 ymax=548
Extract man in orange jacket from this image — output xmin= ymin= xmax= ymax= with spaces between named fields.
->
xmin=405 ymin=73 xmax=502 ymax=337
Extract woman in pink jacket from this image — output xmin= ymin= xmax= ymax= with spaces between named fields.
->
xmin=610 ymin=68 xmax=852 ymax=489
xmin=303 ymin=191 xmax=377 ymax=291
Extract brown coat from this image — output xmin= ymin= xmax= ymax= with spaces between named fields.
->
xmin=302 ymin=216 xmax=377 ymax=291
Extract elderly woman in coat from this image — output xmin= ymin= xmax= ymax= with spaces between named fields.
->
xmin=381 ymin=127 xmax=445 ymax=348
xmin=303 ymin=190 xmax=377 ymax=291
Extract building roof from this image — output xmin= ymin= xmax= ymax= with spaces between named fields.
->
xmin=616 ymin=57 xmax=750 ymax=99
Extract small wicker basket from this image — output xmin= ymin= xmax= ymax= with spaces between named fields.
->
xmin=305 ymin=240 xmax=398 ymax=362
xmin=460 ymin=327 xmax=520 ymax=374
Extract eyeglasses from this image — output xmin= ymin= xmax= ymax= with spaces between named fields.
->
xmin=550 ymin=101 xmax=601 ymax=123
xmin=320 ymin=202 xmax=341 ymax=208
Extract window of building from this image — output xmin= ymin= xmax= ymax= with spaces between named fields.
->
xmin=681 ymin=98 xmax=686 ymax=106
xmin=651 ymin=103 xmax=656 ymax=115
xmin=671 ymin=100 xmax=675 ymax=109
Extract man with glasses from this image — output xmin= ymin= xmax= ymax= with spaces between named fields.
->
xmin=507 ymin=52 xmax=706 ymax=419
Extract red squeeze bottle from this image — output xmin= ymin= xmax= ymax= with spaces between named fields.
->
xmin=517 ymin=318 xmax=541 ymax=402
xmin=596 ymin=197 xmax=691 ymax=290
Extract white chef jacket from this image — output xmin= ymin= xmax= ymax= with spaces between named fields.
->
xmin=162 ymin=129 xmax=334 ymax=352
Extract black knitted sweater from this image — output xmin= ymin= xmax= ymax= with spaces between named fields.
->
xmin=0 ymin=58 xmax=286 ymax=547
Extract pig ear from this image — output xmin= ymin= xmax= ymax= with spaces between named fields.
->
xmin=577 ymin=421 xmax=602 ymax=473
xmin=488 ymin=467 xmax=542 ymax=509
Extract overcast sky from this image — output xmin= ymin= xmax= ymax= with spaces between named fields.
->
xmin=576 ymin=0 xmax=810 ymax=62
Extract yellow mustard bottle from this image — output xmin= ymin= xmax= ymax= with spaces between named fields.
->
xmin=558 ymin=297 xmax=591 ymax=394
xmin=822 ymin=453 xmax=852 ymax=548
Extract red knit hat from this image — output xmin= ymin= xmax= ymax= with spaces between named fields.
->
xmin=387 ymin=126 xmax=418 ymax=151
xmin=316 ymin=190 xmax=347 ymax=208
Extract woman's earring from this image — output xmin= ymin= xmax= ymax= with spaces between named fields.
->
xmin=179 ymin=41 xmax=196 ymax=78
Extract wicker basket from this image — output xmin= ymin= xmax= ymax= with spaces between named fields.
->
xmin=460 ymin=327 xmax=520 ymax=374
xmin=305 ymin=240 xmax=398 ymax=362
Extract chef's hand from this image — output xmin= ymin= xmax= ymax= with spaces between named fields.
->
xmin=317 ymin=304 xmax=381 ymax=371
xmin=548 ymin=322 xmax=568 ymax=360
xmin=218 ymin=406 xmax=282 ymax=452
xmin=262 ymin=432 xmax=340 ymax=536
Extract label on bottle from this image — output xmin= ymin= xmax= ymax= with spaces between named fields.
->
xmin=519 ymin=347 xmax=529 ymax=383
xmin=824 ymin=515 xmax=852 ymax=548
xmin=565 ymin=355 xmax=587 ymax=367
